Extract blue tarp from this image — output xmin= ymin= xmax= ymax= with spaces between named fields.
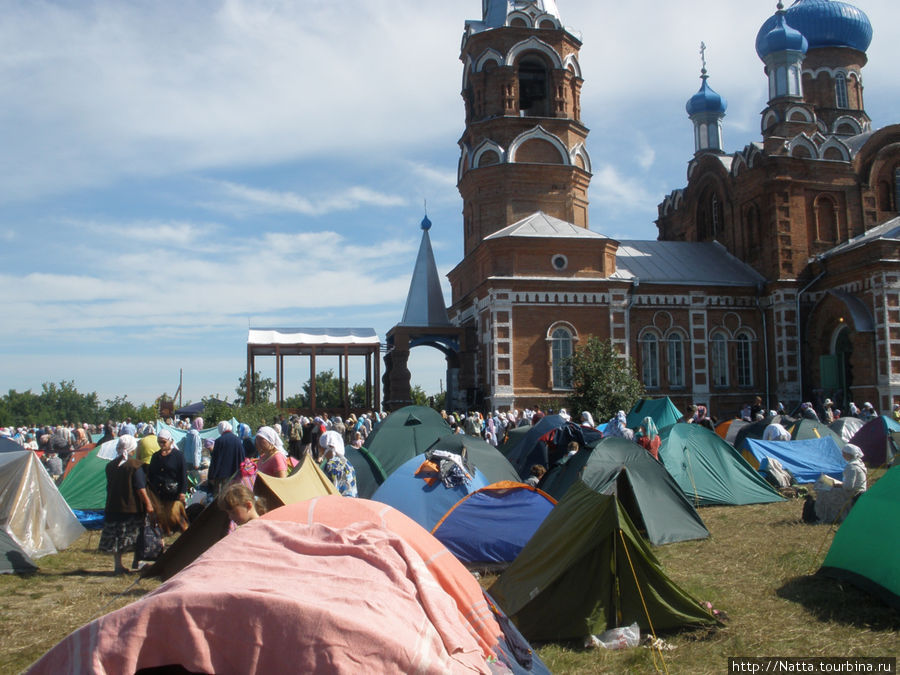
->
xmin=371 ymin=453 xmax=489 ymax=531
xmin=744 ymin=437 xmax=846 ymax=483
xmin=432 ymin=484 xmax=555 ymax=564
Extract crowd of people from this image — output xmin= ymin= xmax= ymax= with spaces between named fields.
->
xmin=3 ymin=392 xmax=895 ymax=574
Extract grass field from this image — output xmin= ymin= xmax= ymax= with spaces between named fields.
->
xmin=2 ymin=490 xmax=897 ymax=674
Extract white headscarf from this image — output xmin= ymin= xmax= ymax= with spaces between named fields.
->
xmin=218 ymin=421 xmax=233 ymax=434
xmin=157 ymin=428 xmax=177 ymax=446
xmin=319 ymin=430 xmax=345 ymax=458
xmin=116 ymin=434 xmax=137 ymax=466
xmin=255 ymin=426 xmax=286 ymax=456
xmin=842 ymin=443 xmax=864 ymax=461
xmin=581 ymin=411 xmax=595 ymax=428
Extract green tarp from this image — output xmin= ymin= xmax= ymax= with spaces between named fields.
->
xmin=626 ymin=397 xmax=682 ymax=431
xmin=362 ymin=406 xmax=451 ymax=479
xmin=489 ymin=481 xmax=719 ymax=641
xmin=819 ymin=465 xmax=900 ymax=609
xmin=541 ymin=437 xmax=709 ymax=545
xmin=659 ymin=423 xmax=784 ymax=507
xmin=58 ymin=447 xmax=109 ymax=510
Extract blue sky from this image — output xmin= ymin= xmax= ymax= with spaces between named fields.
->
xmin=1 ymin=0 xmax=897 ymax=405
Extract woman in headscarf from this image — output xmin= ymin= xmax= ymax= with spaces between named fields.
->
xmin=237 ymin=423 xmax=255 ymax=458
xmin=804 ymin=444 xmax=867 ymax=524
xmin=137 ymin=426 xmax=160 ymax=465
xmin=580 ymin=411 xmax=595 ymax=428
xmin=636 ymin=417 xmax=660 ymax=460
xmin=256 ymin=426 xmax=289 ymax=478
xmin=147 ymin=429 xmax=189 ymax=535
xmin=605 ymin=411 xmax=634 ymax=441
xmin=184 ymin=418 xmax=203 ymax=470
xmin=319 ymin=430 xmax=357 ymax=497
xmin=98 ymin=435 xmax=154 ymax=575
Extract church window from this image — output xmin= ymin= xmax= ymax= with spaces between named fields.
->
xmin=711 ymin=333 xmax=728 ymax=387
xmin=517 ymin=56 xmax=549 ymax=117
xmin=835 ymin=73 xmax=848 ymax=109
xmin=711 ymin=194 xmax=721 ymax=238
xmin=895 ymin=168 xmax=900 ymax=212
xmin=736 ymin=333 xmax=753 ymax=387
xmin=814 ymin=195 xmax=839 ymax=242
xmin=745 ymin=204 xmax=760 ymax=254
xmin=550 ymin=327 xmax=573 ymax=389
xmin=640 ymin=333 xmax=659 ymax=389
xmin=510 ymin=17 xmax=528 ymax=28
xmin=551 ymin=254 xmax=568 ymax=271
xmin=667 ymin=334 xmax=685 ymax=388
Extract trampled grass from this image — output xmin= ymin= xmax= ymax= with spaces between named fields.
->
xmin=2 ymin=494 xmax=897 ymax=674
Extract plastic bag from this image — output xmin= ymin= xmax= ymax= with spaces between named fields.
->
xmin=593 ymin=622 xmax=640 ymax=650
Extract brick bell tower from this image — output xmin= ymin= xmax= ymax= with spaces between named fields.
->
xmin=457 ymin=0 xmax=592 ymax=257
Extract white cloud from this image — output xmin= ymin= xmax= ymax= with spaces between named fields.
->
xmin=213 ymin=181 xmax=407 ymax=216
xmin=589 ymin=165 xmax=658 ymax=212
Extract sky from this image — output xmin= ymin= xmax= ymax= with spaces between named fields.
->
xmin=1 ymin=0 xmax=898 ymax=406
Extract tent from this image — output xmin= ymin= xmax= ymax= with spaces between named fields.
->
xmin=848 ymin=415 xmax=900 ymax=467
xmin=345 ymin=444 xmax=388 ymax=499
xmin=626 ymin=397 xmax=683 ymax=431
xmin=431 ymin=482 xmax=556 ymax=565
xmin=818 ymin=465 xmax=900 ymax=609
xmin=541 ymin=437 xmax=709 ymax=545
xmin=0 ymin=437 xmax=24 ymax=453
xmin=715 ymin=418 xmax=749 ymax=445
xmin=371 ymin=453 xmax=490 ymax=531
xmin=142 ymin=456 xmax=338 ymax=582
xmin=424 ymin=434 xmax=521 ymax=484
xmin=58 ymin=447 xmax=110 ymax=510
xmin=658 ymin=423 xmax=784 ymax=506
xmin=156 ymin=416 xmax=240 ymax=453
xmin=829 ymin=416 xmax=864 ymax=443
xmin=38 ymin=496 xmax=549 ymax=674
xmin=498 ymin=424 xmax=531 ymax=456
xmin=0 ymin=529 xmax=37 ymax=574
xmin=503 ymin=415 xmax=602 ymax=478
xmin=488 ymin=481 xmax=719 ymax=641
xmin=788 ymin=418 xmax=843 ymax=446
xmin=743 ymin=437 xmax=845 ymax=483
xmin=361 ymin=406 xmax=452 ymax=479
xmin=0 ymin=451 xmax=84 ymax=560
xmin=733 ymin=414 xmax=794 ymax=451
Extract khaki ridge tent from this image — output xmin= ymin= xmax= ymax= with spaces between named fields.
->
xmin=142 ymin=456 xmax=337 ymax=581
xmin=0 ymin=451 xmax=84 ymax=561
xmin=818 ymin=465 xmax=900 ymax=609
xmin=489 ymin=481 xmax=720 ymax=642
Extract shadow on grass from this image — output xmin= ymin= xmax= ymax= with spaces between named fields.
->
xmin=777 ymin=575 xmax=900 ymax=630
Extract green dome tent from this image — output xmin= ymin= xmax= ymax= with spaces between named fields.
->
xmin=626 ymin=397 xmax=683 ymax=431
xmin=488 ymin=481 xmax=719 ymax=642
xmin=362 ymin=406 xmax=451 ymax=478
xmin=424 ymin=433 xmax=521 ymax=484
xmin=541 ymin=437 xmax=709 ymax=545
xmin=659 ymin=423 xmax=784 ymax=507
xmin=818 ymin=465 xmax=900 ymax=609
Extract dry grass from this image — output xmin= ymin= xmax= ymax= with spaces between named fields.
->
xmin=2 ymin=493 xmax=897 ymax=674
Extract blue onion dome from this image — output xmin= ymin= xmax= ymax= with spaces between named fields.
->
xmin=686 ymin=72 xmax=727 ymax=116
xmin=420 ymin=214 xmax=432 ymax=231
xmin=756 ymin=8 xmax=809 ymax=59
xmin=784 ymin=0 xmax=872 ymax=52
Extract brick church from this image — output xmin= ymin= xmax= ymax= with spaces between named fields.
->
xmin=384 ymin=0 xmax=900 ymax=418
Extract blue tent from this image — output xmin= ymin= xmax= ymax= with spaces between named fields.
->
xmin=371 ymin=454 xmax=489 ymax=531
xmin=743 ymin=437 xmax=845 ymax=483
xmin=431 ymin=482 xmax=556 ymax=565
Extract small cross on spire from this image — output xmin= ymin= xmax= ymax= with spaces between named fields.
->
xmin=700 ymin=42 xmax=708 ymax=76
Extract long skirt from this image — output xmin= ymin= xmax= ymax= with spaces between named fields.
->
xmin=148 ymin=491 xmax=189 ymax=535
xmin=98 ymin=513 xmax=143 ymax=553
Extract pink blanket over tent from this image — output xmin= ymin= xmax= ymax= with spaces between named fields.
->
xmin=29 ymin=519 xmax=498 ymax=674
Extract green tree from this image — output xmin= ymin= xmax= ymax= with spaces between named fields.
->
xmin=104 ymin=395 xmax=139 ymax=422
xmin=565 ymin=336 xmax=644 ymax=423
xmin=295 ymin=370 xmax=344 ymax=408
xmin=349 ymin=382 xmax=368 ymax=408
xmin=410 ymin=385 xmax=428 ymax=407
xmin=234 ymin=371 xmax=275 ymax=405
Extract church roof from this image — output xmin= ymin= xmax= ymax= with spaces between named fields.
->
xmin=484 ymin=211 xmax=610 ymax=240
xmin=247 ymin=328 xmax=379 ymax=346
xmin=820 ymin=216 xmax=900 ymax=258
xmin=612 ymin=241 xmax=766 ymax=286
xmin=399 ymin=221 xmax=452 ymax=327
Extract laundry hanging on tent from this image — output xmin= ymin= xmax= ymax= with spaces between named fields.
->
xmin=416 ymin=449 xmax=476 ymax=488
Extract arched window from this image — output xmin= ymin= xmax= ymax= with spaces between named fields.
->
xmin=550 ymin=327 xmax=573 ymax=389
xmin=835 ymin=73 xmax=848 ymax=109
xmin=745 ymin=204 xmax=760 ymax=254
xmin=815 ymin=195 xmax=839 ymax=243
xmin=518 ymin=56 xmax=549 ymax=117
xmin=667 ymin=334 xmax=685 ymax=388
xmin=710 ymin=333 xmax=729 ymax=387
xmin=640 ymin=333 xmax=659 ymax=389
xmin=736 ymin=333 xmax=753 ymax=387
